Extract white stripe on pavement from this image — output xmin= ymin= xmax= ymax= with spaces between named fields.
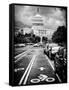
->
xmin=15 ymin=49 xmax=30 ymax=59
xmin=56 ymin=73 xmax=62 ymax=83
xmin=18 ymin=54 xmax=37 ymax=85
xmin=45 ymin=55 xmax=62 ymax=83
xmin=45 ymin=55 xmax=55 ymax=71
xmin=15 ymin=49 xmax=32 ymax=63
xmin=15 ymin=46 xmax=34 ymax=59
xmin=23 ymin=55 xmax=37 ymax=85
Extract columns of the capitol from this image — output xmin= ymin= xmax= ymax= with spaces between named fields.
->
xmin=40 ymin=36 xmax=42 ymax=44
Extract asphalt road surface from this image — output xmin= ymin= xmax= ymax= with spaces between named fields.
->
xmin=14 ymin=45 xmax=61 ymax=86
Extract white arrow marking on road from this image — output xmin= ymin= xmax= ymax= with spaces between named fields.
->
xmin=38 ymin=67 xmax=46 ymax=71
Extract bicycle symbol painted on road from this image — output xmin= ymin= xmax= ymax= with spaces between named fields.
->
xmin=30 ymin=74 xmax=55 ymax=83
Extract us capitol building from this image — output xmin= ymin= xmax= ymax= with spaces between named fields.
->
xmin=31 ymin=8 xmax=53 ymax=42
xmin=18 ymin=8 xmax=55 ymax=41
xmin=32 ymin=8 xmax=46 ymax=36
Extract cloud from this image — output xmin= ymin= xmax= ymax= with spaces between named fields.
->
xmin=15 ymin=5 xmax=66 ymax=32
xmin=43 ymin=8 xmax=66 ymax=30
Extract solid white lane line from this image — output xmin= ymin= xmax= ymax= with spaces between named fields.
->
xmin=15 ymin=49 xmax=31 ymax=59
xmin=45 ymin=55 xmax=62 ymax=82
xmin=45 ymin=55 xmax=55 ymax=71
xmin=56 ymin=73 xmax=62 ymax=83
xmin=15 ymin=50 xmax=28 ymax=59
xmin=15 ymin=46 xmax=34 ymax=59
xmin=15 ymin=49 xmax=32 ymax=63
xmin=18 ymin=54 xmax=36 ymax=85
xmin=23 ymin=55 xmax=37 ymax=85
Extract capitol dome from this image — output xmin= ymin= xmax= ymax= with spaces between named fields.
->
xmin=31 ymin=8 xmax=47 ymax=42
xmin=34 ymin=14 xmax=42 ymax=18
xmin=32 ymin=13 xmax=44 ymax=25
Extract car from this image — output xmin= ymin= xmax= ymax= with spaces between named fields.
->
xmin=54 ymin=48 xmax=67 ymax=82
xmin=26 ymin=43 xmax=33 ymax=45
xmin=51 ymin=46 xmax=60 ymax=54
xmin=14 ymin=44 xmax=25 ymax=48
xmin=44 ymin=43 xmax=60 ymax=60
xmin=33 ymin=43 xmax=39 ymax=47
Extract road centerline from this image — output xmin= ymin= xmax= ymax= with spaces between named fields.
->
xmin=23 ymin=54 xmax=37 ymax=85
xmin=18 ymin=50 xmax=38 ymax=85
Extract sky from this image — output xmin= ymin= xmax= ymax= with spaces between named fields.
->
xmin=15 ymin=5 xmax=66 ymax=31
xmin=14 ymin=5 xmax=67 ymax=39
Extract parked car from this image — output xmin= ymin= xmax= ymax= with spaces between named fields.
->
xmin=26 ymin=43 xmax=33 ymax=45
xmin=33 ymin=43 xmax=39 ymax=47
xmin=54 ymin=47 xmax=67 ymax=82
xmin=14 ymin=44 xmax=25 ymax=48
xmin=51 ymin=46 xmax=60 ymax=54
xmin=44 ymin=43 xmax=60 ymax=59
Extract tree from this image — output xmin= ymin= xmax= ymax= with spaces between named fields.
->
xmin=35 ymin=36 xmax=40 ymax=43
xmin=42 ymin=37 xmax=48 ymax=43
xmin=52 ymin=26 xmax=67 ymax=44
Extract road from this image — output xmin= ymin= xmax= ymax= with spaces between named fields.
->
xmin=14 ymin=45 xmax=61 ymax=86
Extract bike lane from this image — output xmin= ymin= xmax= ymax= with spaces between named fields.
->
xmin=23 ymin=49 xmax=60 ymax=85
